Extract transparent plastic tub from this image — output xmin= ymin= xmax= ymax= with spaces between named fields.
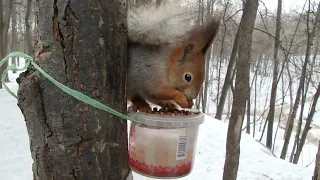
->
xmin=128 ymin=109 xmax=204 ymax=179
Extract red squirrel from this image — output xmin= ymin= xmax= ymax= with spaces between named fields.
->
xmin=126 ymin=3 xmax=220 ymax=113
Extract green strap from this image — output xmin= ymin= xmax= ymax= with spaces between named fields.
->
xmin=1 ymin=52 xmax=137 ymax=123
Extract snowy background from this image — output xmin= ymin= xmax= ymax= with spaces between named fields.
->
xmin=0 ymin=57 xmax=319 ymax=180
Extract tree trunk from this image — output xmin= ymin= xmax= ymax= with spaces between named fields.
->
xmin=11 ymin=1 xmax=17 ymax=73
xmin=202 ymin=0 xmax=215 ymax=114
xmin=266 ymin=0 xmax=282 ymax=149
xmin=216 ymin=2 xmax=229 ymax=111
xmin=0 ymin=0 xmax=4 ymax=88
xmin=246 ymin=81 xmax=251 ymax=134
xmin=283 ymin=57 xmax=293 ymax=139
xmin=0 ymin=0 xmax=13 ymax=87
xmin=272 ymin=74 xmax=288 ymax=152
xmin=292 ymin=33 xmax=320 ymax=163
xmin=215 ymin=28 xmax=240 ymax=120
xmin=253 ymin=55 xmax=262 ymax=138
xmin=282 ymin=0 xmax=306 ymax=140
xmin=135 ymin=0 xmax=152 ymax=6
xmin=156 ymin=0 xmax=161 ymax=8
xmin=290 ymin=32 xmax=319 ymax=162
xmin=293 ymin=83 xmax=320 ymax=164
xmin=16 ymin=1 xmax=130 ymax=179
xmin=202 ymin=52 xmax=210 ymax=113
xmin=313 ymin=141 xmax=320 ymax=180
xmin=2 ymin=0 xmax=13 ymax=55
xmin=280 ymin=0 xmax=320 ymax=160
xmin=25 ymin=0 xmax=33 ymax=56
xmin=290 ymin=80 xmax=306 ymax=163
xmin=222 ymin=0 xmax=259 ymax=179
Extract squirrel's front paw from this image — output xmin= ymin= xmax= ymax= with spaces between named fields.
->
xmin=128 ymin=104 xmax=153 ymax=113
xmin=139 ymin=106 xmax=153 ymax=113
xmin=174 ymin=93 xmax=190 ymax=108
xmin=129 ymin=96 xmax=153 ymax=113
xmin=187 ymin=99 xmax=194 ymax=108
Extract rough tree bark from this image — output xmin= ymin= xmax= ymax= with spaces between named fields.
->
xmin=17 ymin=1 xmax=130 ymax=179
xmin=280 ymin=0 xmax=320 ymax=160
xmin=222 ymin=0 xmax=259 ymax=179
xmin=266 ymin=0 xmax=282 ymax=149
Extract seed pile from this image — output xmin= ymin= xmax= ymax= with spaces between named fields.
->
xmin=149 ymin=107 xmax=200 ymax=116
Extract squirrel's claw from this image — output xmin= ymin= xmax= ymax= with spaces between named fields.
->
xmin=128 ymin=97 xmax=153 ymax=113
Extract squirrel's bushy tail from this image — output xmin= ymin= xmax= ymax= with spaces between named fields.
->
xmin=128 ymin=3 xmax=195 ymax=45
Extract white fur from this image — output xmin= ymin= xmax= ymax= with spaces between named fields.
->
xmin=127 ymin=3 xmax=194 ymax=45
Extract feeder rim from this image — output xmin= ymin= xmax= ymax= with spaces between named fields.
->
xmin=127 ymin=110 xmax=204 ymax=128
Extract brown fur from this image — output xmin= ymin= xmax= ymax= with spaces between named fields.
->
xmin=127 ymin=6 xmax=221 ymax=113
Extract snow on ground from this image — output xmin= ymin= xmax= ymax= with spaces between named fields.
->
xmin=133 ymin=115 xmax=314 ymax=180
xmin=247 ymin=115 xmax=319 ymax=169
xmin=204 ymin=57 xmax=320 ymax=169
xmin=0 ymin=84 xmax=33 ymax=180
xmin=0 ymin=75 xmax=315 ymax=180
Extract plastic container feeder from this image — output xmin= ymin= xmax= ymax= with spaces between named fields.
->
xmin=128 ymin=109 xmax=204 ymax=179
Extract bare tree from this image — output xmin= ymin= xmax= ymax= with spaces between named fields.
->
xmin=246 ymin=81 xmax=251 ymax=134
xmin=0 ymin=1 xmax=3 ymax=82
xmin=156 ymin=0 xmax=162 ymax=7
xmin=25 ymin=0 xmax=33 ymax=55
xmin=222 ymin=0 xmax=259 ymax=179
xmin=11 ymin=1 xmax=17 ymax=73
xmin=252 ymin=56 xmax=262 ymax=138
xmin=17 ymin=0 xmax=130 ymax=179
xmin=293 ymin=82 xmax=320 ymax=164
xmin=266 ymin=0 xmax=282 ymax=149
xmin=202 ymin=0 xmax=217 ymax=113
xmin=282 ymin=0 xmax=307 ymax=140
xmin=215 ymin=28 xmax=239 ymax=120
xmin=281 ymin=0 xmax=320 ymax=160
xmin=0 ymin=0 xmax=13 ymax=88
xmin=215 ymin=0 xmax=229 ymax=112
xmin=136 ymin=0 xmax=152 ymax=6
xmin=313 ymin=141 xmax=320 ymax=180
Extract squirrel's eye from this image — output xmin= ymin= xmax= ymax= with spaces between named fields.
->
xmin=185 ymin=73 xmax=192 ymax=82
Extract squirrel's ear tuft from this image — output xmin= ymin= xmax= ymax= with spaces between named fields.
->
xmin=188 ymin=16 xmax=221 ymax=55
